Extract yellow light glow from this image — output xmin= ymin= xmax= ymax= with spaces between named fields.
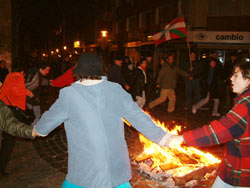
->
xmin=51 ymin=51 xmax=54 ymax=54
xmin=63 ymin=46 xmax=67 ymax=50
xmin=74 ymin=41 xmax=80 ymax=48
xmin=101 ymin=30 xmax=108 ymax=37
xmin=147 ymin=35 xmax=152 ymax=40
xmin=69 ymin=54 xmax=72 ymax=58
xmin=56 ymin=49 xmax=59 ymax=53
xmin=42 ymin=53 xmax=46 ymax=57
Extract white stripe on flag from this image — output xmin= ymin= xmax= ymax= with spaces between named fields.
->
xmin=165 ymin=31 xmax=171 ymax=41
xmin=152 ymin=32 xmax=164 ymax=40
xmin=167 ymin=22 xmax=186 ymax=30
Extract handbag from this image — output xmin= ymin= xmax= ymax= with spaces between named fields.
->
xmin=6 ymin=96 xmax=35 ymax=125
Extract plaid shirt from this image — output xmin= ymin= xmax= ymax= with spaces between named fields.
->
xmin=183 ymin=89 xmax=250 ymax=187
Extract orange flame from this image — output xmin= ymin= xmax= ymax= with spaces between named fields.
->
xmin=124 ymin=113 xmax=221 ymax=177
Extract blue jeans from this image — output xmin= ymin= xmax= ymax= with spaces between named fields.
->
xmin=62 ymin=179 xmax=132 ymax=188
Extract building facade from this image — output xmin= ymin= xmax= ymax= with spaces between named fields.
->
xmin=111 ymin=0 xmax=250 ymax=77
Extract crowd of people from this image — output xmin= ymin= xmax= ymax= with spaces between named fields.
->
xmin=105 ymin=51 xmax=239 ymax=118
xmin=0 ymin=50 xmax=249 ymax=188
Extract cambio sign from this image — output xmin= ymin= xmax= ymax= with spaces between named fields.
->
xmin=188 ymin=31 xmax=250 ymax=44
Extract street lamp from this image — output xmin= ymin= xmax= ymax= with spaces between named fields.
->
xmin=63 ymin=46 xmax=67 ymax=50
xmin=101 ymin=30 xmax=108 ymax=38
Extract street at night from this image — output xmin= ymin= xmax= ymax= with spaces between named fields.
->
xmin=0 ymin=0 xmax=250 ymax=188
xmin=0 ymin=86 xmax=225 ymax=188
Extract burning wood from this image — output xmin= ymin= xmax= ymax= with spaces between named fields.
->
xmin=159 ymin=163 xmax=180 ymax=171
xmin=134 ymin=118 xmax=221 ymax=186
xmin=135 ymin=154 xmax=152 ymax=163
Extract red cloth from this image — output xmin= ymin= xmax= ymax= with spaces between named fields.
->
xmin=183 ymin=89 xmax=250 ymax=187
xmin=50 ymin=66 xmax=75 ymax=88
xmin=0 ymin=72 xmax=31 ymax=110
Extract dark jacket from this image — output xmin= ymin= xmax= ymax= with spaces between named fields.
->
xmin=25 ymin=68 xmax=49 ymax=105
xmin=0 ymin=67 xmax=9 ymax=83
xmin=108 ymin=63 xmax=126 ymax=87
xmin=182 ymin=60 xmax=203 ymax=80
xmin=0 ymin=100 xmax=33 ymax=150
xmin=201 ymin=62 xmax=222 ymax=99
xmin=133 ymin=68 xmax=146 ymax=97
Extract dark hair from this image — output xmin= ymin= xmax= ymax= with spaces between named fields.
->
xmin=38 ymin=62 xmax=50 ymax=69
xmin=137 ymin=58 xmax=146 ymax=66
xmin=11 ymin=63 xmax=26 ymax=73
xmin=234 ymin=62 xmax=250 ymax=80
xmin=74 ymin=73 xmax=102 ymax=81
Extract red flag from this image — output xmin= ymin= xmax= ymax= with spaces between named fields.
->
xmin=152 ymin=14 xmax=187 ymax=46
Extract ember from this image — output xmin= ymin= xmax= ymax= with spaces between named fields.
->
xmin=130 ymin=116 xmax=221 ymax=187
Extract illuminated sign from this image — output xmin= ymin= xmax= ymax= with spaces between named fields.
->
xmin=188 ymin=31 xmax=250 ymax=44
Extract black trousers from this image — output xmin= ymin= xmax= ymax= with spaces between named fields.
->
xmin=0 ymin=132 xmax=16 ymax=173
xmin=0 ymin=106 xmax=26 ymax=173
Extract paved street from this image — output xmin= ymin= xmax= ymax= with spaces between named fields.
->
xmin=0 ymin=86 xmax=226 ymax=188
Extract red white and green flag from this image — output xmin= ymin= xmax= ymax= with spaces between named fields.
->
xmin=152 ymin=14 xmax=187 ymax=46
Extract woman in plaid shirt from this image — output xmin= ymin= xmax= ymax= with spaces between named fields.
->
xmin=165 ymin=62 xmax=250 ymax=187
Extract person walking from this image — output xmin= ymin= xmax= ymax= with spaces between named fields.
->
xmin=25 ymin=63 xmax=51 ymax=125
xmin=148 ymin=55 xmax=191 ymax=112
xmin=33 ymin=52 xmax=173 ymax=188
xmin=192 ymin=58 xmax=222 ymax=117
xmin=182 ymin=51 xmax=203 ymax=110
xmin=166 ymin=62 xmax=250 ymax=188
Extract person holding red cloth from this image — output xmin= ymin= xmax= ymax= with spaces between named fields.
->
xmin=0 ymin=64 xmax=34 ymax=175
xmin=50 ymin=66 xmax=75 ymax=88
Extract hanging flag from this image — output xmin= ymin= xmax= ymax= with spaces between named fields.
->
xmin=152 ymin=14 xmax=187 ymax=46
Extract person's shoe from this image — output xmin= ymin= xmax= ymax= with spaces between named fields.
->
xmin=192 ymin=106 xmax=197 ymax=114
xmin=212 ymin=113 xmax=221 ymax=117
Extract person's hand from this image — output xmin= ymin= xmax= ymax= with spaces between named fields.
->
xmin=156 ymin=84 xmax=161 ymax=88
xmin=28 ymin=91 xmax=34 ymax=98
xmin=50 ymin=80 xmax=54 ymax=86
xmin=164 ymin=135 xmax=184 ymax=148
xmin=32 ymin=128 xmax=40 ymax=137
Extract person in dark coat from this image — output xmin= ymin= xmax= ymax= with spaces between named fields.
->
xmin=192 ymin=58 xmax=222 ymax=116
xmin=121 ymin=56 xmax=134 ymax=87
xmin=182 ymin=51 xmax=203 ymax=109
xmin=108 ymin=55 xmax=130 ymax=91
xmin=133 ymin=58 xmax=147 ymax=108
xmin=25 ymin=63 xmax=51 ymax=125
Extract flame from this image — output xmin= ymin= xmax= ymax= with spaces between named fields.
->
xmin=129 ymin=114 xmax=221 ymax=177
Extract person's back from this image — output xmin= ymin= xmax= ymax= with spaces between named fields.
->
xmin=34 ymin=53 xmax=171 ymax=188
